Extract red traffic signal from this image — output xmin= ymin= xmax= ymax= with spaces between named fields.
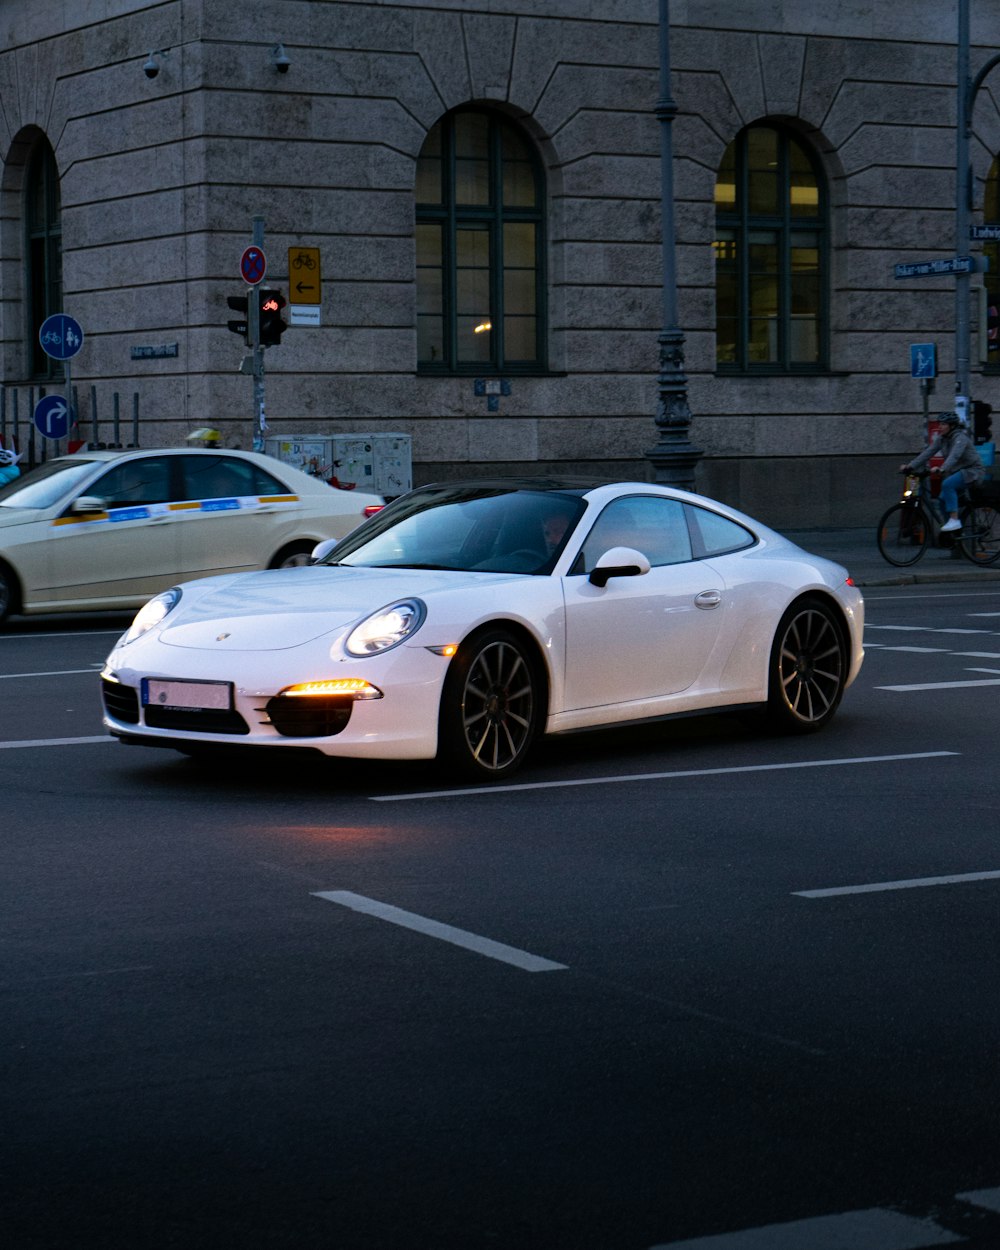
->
xmin=259 ymin=289 xmax=287 ymax=347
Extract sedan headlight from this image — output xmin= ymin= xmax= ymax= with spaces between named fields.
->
xmin=120 ymin=588 xmax=182 ymax=646
xmin=345 ymin=599 xmax=425 ymax=656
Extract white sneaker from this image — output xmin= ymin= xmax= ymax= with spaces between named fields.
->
xmin=941 ymin=517 xmax=962 ymax=533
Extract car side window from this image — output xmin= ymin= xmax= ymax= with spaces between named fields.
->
xmin=574 ymin=496 xmax=692 ymax=573
xmin=252 ymin=464 xmax=288 ymax=494
xmin=91 ymin=457 xmax=173 ymax=508
xmin=685 ymin=505 xmax=756 ymax=558
xmin=181 ymin=455 xmax=257 ymax=501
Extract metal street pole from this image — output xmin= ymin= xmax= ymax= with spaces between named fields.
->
xmin=645 ymin=0 xmax=701 ymax=490
xmin=249 ymin=215 xmax=269 ymax=449
xmin=956 ymin=0 xmax=971 ymax=409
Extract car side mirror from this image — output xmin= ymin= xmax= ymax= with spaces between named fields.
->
xmin=310 ymin=537 xmax=340 ymax=564
xmin=71 ymin=496 xmax=106 ymax=514
xmin=588 ymin=546 xmax=651 ymax=588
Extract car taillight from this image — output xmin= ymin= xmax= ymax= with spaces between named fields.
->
xmin=845 ymin=576 xmax=855 ymax=586
xmin=363 ymin=505 xmax=384 ymax=518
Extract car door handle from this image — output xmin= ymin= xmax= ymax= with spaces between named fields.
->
xmin=695 ymin=590 xmax=722 ymax=609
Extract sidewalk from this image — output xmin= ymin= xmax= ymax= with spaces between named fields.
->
xmin=780 ymin=527 xmax=1000 ymax=588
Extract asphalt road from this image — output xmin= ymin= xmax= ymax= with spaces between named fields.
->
xmin=2 ymin=586 xmax=999 ymax=1250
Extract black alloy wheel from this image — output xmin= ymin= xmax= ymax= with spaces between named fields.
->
xmin=767 ymin=598 xmax=847 ymax=733
xmin=439 ymin=628 xmax=540 ymax=779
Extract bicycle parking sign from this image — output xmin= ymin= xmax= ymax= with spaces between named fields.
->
xmin=38 ymin=313 xmax=84 ymax=361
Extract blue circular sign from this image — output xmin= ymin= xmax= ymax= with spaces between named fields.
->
xmin=34 ymin=394 xmax=73 ymax=441
xmin=240 ymin=246 xmax=267 ymax=285
xmin=38 ymin=314 xmax=84 ymax=361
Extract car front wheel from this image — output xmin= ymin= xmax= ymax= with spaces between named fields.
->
xmin=271 ymin=541 xmax=316 ymax=569
xmin=0 ymin=565 xmax=15 ymax=626
xmin=766 ymin=598 xmax=846 ymax=733
xmin=439 ymin=629 xmax=540 ymax=780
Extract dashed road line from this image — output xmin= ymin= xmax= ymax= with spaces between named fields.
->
xmin=0 ymin=736 xmax=110 ymax=749
xmin=312 ymin=890 xmax=568 ymax=972
xmin=370 ymin=752 xmax=959 ymax=802
xmin=794 ymin=869 xmax=1000 ymax=898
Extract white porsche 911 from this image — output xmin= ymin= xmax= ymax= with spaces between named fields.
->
xmin=101 ymin=479 xmax=864 ymax=780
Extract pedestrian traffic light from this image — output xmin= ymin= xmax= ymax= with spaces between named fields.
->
xmin=259 ymin=288 xmax=287 ymax=347
xmin=226 ymin=294 xmax=249 ymax=343
xmin=973 ymin=400 xmax=993 ymax=444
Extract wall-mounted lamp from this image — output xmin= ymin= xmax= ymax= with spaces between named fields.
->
xmin=143 ymin=49 xmax=170 ymax=79
xmin=271 ymin=43 xmax=291 ymax=74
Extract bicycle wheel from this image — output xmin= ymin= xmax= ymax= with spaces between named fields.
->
xmin=959 ymin=502 xmax=1000 ymax=566
xmin=877 ymin=503 xmax=929 ymax=566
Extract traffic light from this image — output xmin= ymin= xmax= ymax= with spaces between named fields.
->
xmin=226 ymin=294 xmax=249 ymax=343
xmin=973 ymin=400 xmax=993 ymax=444
xmin=259 ymin=288 xmax=287 ymax=347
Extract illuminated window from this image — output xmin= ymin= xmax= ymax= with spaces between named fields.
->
xmin=416 ymin=109 xmax=546 ymax=373
xmin=715 ymin=124 xmax=827 ymax=372
xmin=25 ymin=139 xmax=62 ymax=379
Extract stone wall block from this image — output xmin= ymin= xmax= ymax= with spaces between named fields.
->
xmin=509 ymin=16 xmax=651 ymax=116
xmin=554 ymin=108 xmax=658 ymax=168
xmin=411 ymin=10 xmax=470 ymax=113
xmin=759 ymin=33 xmax=806 ymax=116
xmin=461 ymin=13 xmax=517 ymax=101
xmin=559 ymin=154 xmax=660 ymax=200
xmin=675 ymin=30 xmax=765 ymax=126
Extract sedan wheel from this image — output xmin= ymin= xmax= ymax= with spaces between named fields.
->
xmin=0 ymin=567 xmax=13 ymax=626
xmin=767 ymin=598 xmax=846 ymax=733
xmin=440 ymin=629 xmax=540 ymax=779
xmin=272 ymin=542 xmax=316 ymax=569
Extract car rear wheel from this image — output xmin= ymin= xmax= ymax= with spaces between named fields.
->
xmin=0 ymin=566 xmax=14 ymax=626
xmin=766 ymin=598 xmax=846 ymax=733
xmin=271 ymin=541 xmax=316 ymax=569
xmin=439 ymin=629 xmax=540 ymax=780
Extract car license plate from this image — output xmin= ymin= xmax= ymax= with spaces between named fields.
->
xmin=142 ymin=678 xmax=232 ymax=710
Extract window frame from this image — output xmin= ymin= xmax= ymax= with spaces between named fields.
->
xmin=416 ymin=108 xmax=547 ymax=375
xmin=714 ymin=124 xmax=829 ymax=375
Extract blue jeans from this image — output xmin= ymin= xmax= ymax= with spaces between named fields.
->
xmin=939 ymin=471 xmax=964 ymax=515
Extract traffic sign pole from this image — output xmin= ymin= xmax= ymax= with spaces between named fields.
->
xmin=250 ymin=216 xmax=266 ymax=448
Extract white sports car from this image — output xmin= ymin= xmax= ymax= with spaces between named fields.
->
xmin=101 ymin=479 xmax=865 ymax=780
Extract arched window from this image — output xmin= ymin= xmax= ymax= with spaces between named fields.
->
xmin=25 ymin=139 xmax=62 ymax=378
xmin=714 ymin=124 xmax=827 ymax=372
xmin=416 ymin=109 xmax=546 ymax=373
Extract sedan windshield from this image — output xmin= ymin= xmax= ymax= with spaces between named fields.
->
xmin=0 ymin=459 xmax=100 ymax=510
xmin=322 ymin=484 xmax=587 ymax=575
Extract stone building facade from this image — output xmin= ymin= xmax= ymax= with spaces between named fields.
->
xmin=2 ymin=0 xmax=1000 ymax=527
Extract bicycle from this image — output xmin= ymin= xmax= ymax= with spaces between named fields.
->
xmin=877 ymin=471 xmax=1000 ymax=567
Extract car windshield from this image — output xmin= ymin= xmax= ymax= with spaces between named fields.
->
xmin=0 ymin=459 xmax=100 ymax=510
xmin=321 ymin=483 xmax=588 ymax=575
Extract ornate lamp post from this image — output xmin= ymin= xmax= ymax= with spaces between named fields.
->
xmin=645 ymin=0 xmax=702 ymax=489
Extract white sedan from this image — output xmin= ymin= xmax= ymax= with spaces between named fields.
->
xmin=0 ymin=447 xmax=382 ymax=623
xmin=101 ymin=479 xmax=864 ymax=780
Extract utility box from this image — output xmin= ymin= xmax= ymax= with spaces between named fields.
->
xmin=265 ymin=434 xmax=412 ymax=498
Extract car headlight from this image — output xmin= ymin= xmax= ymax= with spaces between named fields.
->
xmin=345 ymin=599 xmax=425 ymax=656
xmin=120 ymin=588 xmax=182 ymax=645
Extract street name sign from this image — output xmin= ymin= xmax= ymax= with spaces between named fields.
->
xmin=894 ymin=256 xmax=974 ymax=278
xmin=971 ymin=224 xmax=1000 ymax=241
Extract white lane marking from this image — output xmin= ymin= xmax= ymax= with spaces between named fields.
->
xmin=968 ymin=666 xmax=1000 ymax=675
xmin=877 ymin=677 xmax=1000 ymax=691
xmin=968 ymin=611 xmax=1000 ymax=617
xmin=649 ymin=1205 xmax=962 ymax=1248
xmin=0 ymin=667 xmax=102 ymax=679
xmin=868 ymin=646 xmax=949 ymax=653
xmin=794 ymin=870 xmax=1000 ymax=899
xmin=953 ymin=650 xmax=1000 ymax=657
xmin=0 ymin=736 xmax=111 ymax=749
xmin=866 ymin=624 xmax=993 ymax=634
xmin=312 ymin=890 xmax=568 ymax=972
xmin=371 ymin=752 xmax=959 ymax=803
xmin=957 ymin=1187 xmax=1000 ymax=1213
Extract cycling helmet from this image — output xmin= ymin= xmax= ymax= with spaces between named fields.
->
xmin=0 ymin=448 xmax=20 ymax=467
xmin=939 ymin=411 xmax=963 ymax=428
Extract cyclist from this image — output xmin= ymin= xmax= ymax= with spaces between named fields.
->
xmin=900 ymin=411 xmax=984 ymax=533
xmin=0 ymin=448 xmax=21 ymax=485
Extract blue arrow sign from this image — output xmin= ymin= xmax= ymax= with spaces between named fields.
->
xmin=38 ymin=313 xmax=84 ymax=361
xmin=34 ymin=394 xmax=72 ymax=440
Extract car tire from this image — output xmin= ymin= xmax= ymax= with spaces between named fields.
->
xmin=270 ymin=541 xmax=316 ymax=569
xmin=765 ymin=597 xmax=847 ymax=733
xmin=438 ymin=628 xmax=541 ymax=780
xmin=0 ymin=564 xmax=15 ymax=626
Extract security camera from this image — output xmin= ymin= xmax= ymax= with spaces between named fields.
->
xmin=143 ymin=54 xmax=159 ymax=79
xmin=272 ymin=43 xmax=291 ymax=73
